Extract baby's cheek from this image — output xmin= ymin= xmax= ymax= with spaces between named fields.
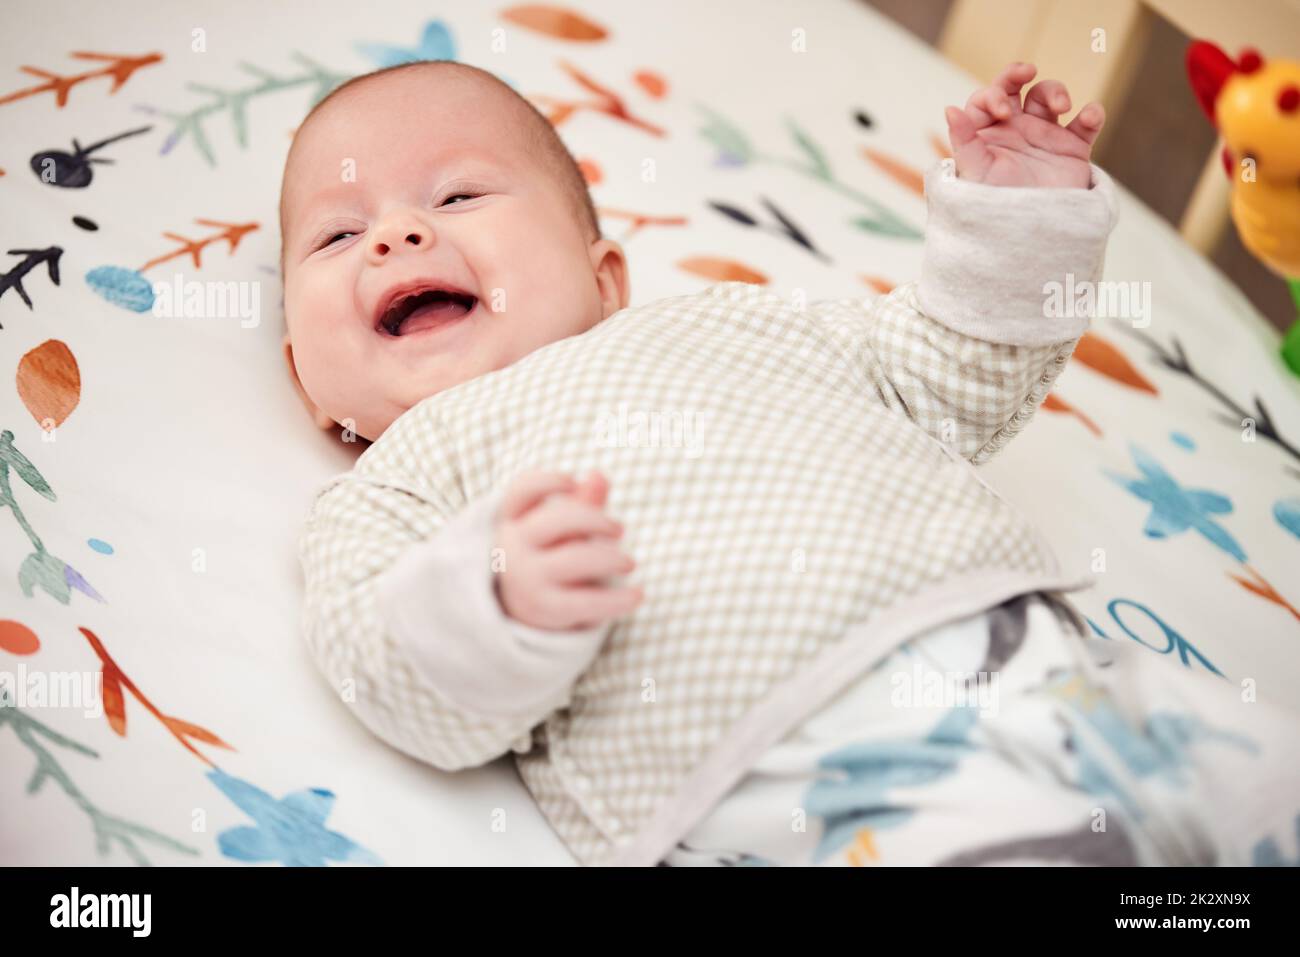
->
xmin=530 ymin=240 xmax=593 ymax=303
xmin=296 ymin=276 xmax=351 ymax=333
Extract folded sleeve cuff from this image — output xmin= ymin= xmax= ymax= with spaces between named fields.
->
xmin=376 ymin=487 xmax=609 ymax=719
xmin=916 ymin=157 xmax=1120 ymax=346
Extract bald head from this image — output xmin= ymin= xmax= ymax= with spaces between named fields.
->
xmin=278 ymin=60 xmax=599 ymax=274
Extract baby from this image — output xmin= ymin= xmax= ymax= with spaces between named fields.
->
xmin=284 ymin=61 xmax=1300 ymax=866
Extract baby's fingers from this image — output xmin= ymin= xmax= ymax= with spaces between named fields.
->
xmin=553 ymin=584 xmax=645 ymax=629
xmin=1023 ymin=79 xmax=1070 ymax=123
xmin=501 ymin=470 xmax=576 ymax=520
xmin=517 ymin=495 xmax=622 ymax=547
xmin=542 ymin=539 xmax=635 ymax=584
xmin=991 ymin=61 xmax=1037 ymax=98
xmin=1064 ymin=101 xmax=1106 ymax=146
xmin=944 ymin=106 xmax=993 ymax=180
xmin=965 ymin=84 xmax=1015 ymax=126
xmin=945 ymin=105 xmax=982 ymax=152
xmin=963 ymin=62 xmax=1036 ymax=128
xmin=571 ymin=470 xmax=610 ymax=508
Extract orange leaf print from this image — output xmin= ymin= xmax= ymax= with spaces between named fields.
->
xmin=598 ymin=207 xmax=688 ymax=241
xmin=1042 ymin=392 xmax=1102 ymax=437
xmin=544 ymin=102 xmax=575 ymax=126
xmin=860 ymin=276 xmax=894 ymax=295
xmin=17 ymin=339 xmax=81 ymax=430
xmin=501 ymin=6 xmax=607 ymax=41
xmin=0 ymin=52 xmax=163 ymax=109
xmin=1072 ymin=333 xmax=1157 ymax=394
xmin=79 ymin=626 xmax=235 ymax=765
xmin=930 ymin=132 xmax=952 ymax=159
xmin=0 ymin=620 xmax=40 ymax=655
xmin=102 ymin=670 xmax=127 ymax=736
xmin=633 ymin=70 xmax=667 ymax=99
xmin=677 ymin=257 xmax=767 ymax=285
xmin=137 ymin=219 xmax=258 ymax=274
xmin=577 ymin=157 xmax=602 ymax=185
xmin=1229 ymin=565 xmax=1300 ymax=621
xmin=162 ymin=716 xmax=235 ymax=751
xmin=862 ymin=148 xmax=925 ymax=197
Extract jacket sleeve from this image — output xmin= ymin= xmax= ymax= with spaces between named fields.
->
xmin=298 ymin=474 xmax=609 ymax=772
xmin=810 ymin=157 xmax=1120 ymax=464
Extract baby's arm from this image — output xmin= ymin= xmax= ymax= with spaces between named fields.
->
xmin=816 ymin=63 xmax=1118 ymax=463
xmin=298 ymin=468 xmax=635 ymax=772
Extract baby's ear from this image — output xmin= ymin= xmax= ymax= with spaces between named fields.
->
xmin=589 ymin=239 xmax=630 ymax=318
xmin=282 ymin=334 xmax=337 ymax=432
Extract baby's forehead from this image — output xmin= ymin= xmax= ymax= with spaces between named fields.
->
xmin=336 ymin=67 xmax=504 ymax=122
xmin=294 ymin=68 xmax=525 ymax=166
xmin=280 ymin=67 xmax=535 ymax=226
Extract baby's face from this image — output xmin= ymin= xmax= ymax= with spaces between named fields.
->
xmin=280 ymin=69 xmax=627 ymax=442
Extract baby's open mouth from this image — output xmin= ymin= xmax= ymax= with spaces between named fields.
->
xmin=375 ymin=285 xmax=477 ymax=337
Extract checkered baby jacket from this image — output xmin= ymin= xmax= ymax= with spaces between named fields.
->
xmin=297 ymin=159 xmax=1119 ymax=864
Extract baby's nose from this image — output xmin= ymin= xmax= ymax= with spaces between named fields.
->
xmin=368 ymin=217 xmax=431 ymax=259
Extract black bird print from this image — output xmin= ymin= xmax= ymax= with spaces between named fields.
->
xmin=29 ymin=125 xmax=152 ymax=188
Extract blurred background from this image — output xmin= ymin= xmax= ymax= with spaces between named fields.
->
xmin=866 ymin=0 xmax=1300 ymax=332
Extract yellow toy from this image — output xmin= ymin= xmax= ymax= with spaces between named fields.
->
xmin=1186 ymin=41 xmax=1300 ymax=373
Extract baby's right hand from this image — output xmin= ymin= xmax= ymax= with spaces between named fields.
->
xmin=493 ymin=469 xmax=644 ymax=631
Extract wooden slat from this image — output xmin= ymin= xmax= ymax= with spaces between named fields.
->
xmin=1142 ymin=0 xmax=1300 ymax=59
xmin=1179 ymin=141 xmax=1232 ymax=254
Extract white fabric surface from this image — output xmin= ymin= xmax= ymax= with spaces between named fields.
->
xmin=2 ymin=0 xmax=1295 ymax=866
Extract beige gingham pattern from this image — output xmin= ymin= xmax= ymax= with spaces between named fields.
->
xmin=298 ymin=281 xmax=1076 ymax=864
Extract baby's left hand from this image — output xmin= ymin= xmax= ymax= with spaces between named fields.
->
xmin=944 ymin=62 xmax=1105 ymax=189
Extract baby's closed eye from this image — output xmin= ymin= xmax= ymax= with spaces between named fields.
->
xmin=305 ymin=185 xmax=489 ymax=252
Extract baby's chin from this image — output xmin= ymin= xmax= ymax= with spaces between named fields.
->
xmin=364 ymin=369 xmax=488 ymax=436
xmin=337 ymin=324 xmax=568 ymax=439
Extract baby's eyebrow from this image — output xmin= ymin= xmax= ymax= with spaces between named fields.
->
xmin=285 ymin=185 xmax=365 ymax=253
xmin=293 ymin=184 xmax=362 ymax=226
